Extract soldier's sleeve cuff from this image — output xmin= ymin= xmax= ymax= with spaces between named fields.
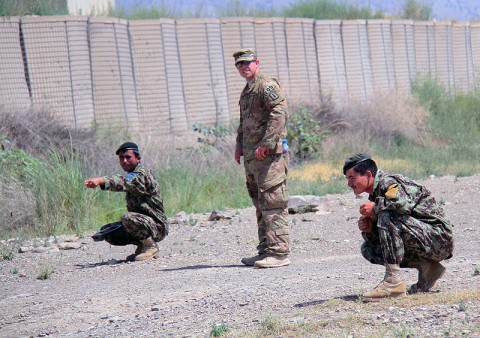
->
xmin=262 ymin=139 xmax=276 ymax=150
xmin=101 ymin=176 xmax=110 ymax=190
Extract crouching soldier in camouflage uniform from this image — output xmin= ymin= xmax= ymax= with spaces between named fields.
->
xmin=233 ymin=48 xmax=290 ymax=268
xmin=85 ymin=142 xmax=168 ymax=262
xmin=343 ymin=153 xmax=454 ymax=301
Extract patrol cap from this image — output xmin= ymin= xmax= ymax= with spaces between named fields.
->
xmin=233 ymin=48 xmax=257 ymax=65
xmin=116 ymin=142 xmax=140 ymax=155
xmin=342 ymin=152 xmax=372 ymax=175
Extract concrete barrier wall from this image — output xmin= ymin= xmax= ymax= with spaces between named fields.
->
xmin=0 ymin=17 xmax=479 ymax=137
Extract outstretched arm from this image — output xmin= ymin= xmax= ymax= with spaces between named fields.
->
xmin=85 ymin=177 xmax=105 ymax=189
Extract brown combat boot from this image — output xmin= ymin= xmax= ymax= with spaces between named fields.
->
xmin=241 ymin=253 xmax=269 ymax=266
xmin=135 ymin=237 xmax=159 ymax=261
xmin=363 ymin=264 xmax=406 ymax=302
xmin=254 ymin=255 xmax=291 ymax=268
xmin=126 ymin=245 xmax=143 ymax=261
xmin=408 ymin=260 xmax=446 ymax=294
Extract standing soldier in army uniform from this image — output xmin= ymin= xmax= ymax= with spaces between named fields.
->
xmin=85 ymin=142 xmax=168 ymax=262
xmin=233 ymin=48 xmax=290 ymax=268
xmin=343 ymin=153 xmax=454 ymax=301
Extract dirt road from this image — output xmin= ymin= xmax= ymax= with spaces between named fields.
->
xmin=1 ymin=174 xmax=479 ymax=337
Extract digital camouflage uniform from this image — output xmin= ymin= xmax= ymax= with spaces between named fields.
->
xmin=361 ymin=170 xmax=454 ymax=267
xmin=236 ymin=72 xmax=290 ymax=255
xmin=100 ymin=165 xmax=168 ymax=245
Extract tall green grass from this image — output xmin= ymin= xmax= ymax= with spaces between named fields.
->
xmin=23 ymin=147 xmax=102 ymax=236
xmin=157 ymin=148 xmax=251 ymax=215
xmin=370 ymin=78 xmax=480 ymax=178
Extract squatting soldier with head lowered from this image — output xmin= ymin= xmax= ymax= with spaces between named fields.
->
xmin=233 ymin=48 xmax=290 ymax=268
xmin=343 ymin=153 xmax=454 ymax=302
xmin=86 ymin=142 xmax=168 ymax=261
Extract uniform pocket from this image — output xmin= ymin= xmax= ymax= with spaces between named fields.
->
xmin=258 ymin=155 xmax=287 ymax=192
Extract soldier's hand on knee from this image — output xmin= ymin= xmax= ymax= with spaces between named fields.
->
xmin=358 ymin=216 xmax=373 ymax=233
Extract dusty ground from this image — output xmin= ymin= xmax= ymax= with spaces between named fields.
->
xmin=1 ymin=174 xmax=480 ymax=337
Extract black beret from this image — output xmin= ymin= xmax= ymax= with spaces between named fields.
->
xmin=116 ymin=142 xmax=139 ymax=155
xmin=342 ymin=153 xmax=371 ymax=175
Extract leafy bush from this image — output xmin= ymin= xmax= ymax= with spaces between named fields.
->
xmin=1 ymin=245 xmax=15 ymax=261
xmin=37 ymin=266 xmax=54 ymax=280
xmin=209 ymin=321 xmax=229 ymax=337
xmin=192 ymin=123 xmax=232 ymax=147
xmin=287 ymin=107 xmax=331 ymax=160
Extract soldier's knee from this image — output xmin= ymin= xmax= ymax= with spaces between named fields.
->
xmin=262 ymin=182 xmax=288 ymax=210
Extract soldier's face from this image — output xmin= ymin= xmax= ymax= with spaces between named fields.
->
xmin=345 ymin=168 xmax=373 ymax=195
xmin=118 ymin=150 xmax=140 ymax=173
xmin=236 ymin=59 xmax=259 ymax=81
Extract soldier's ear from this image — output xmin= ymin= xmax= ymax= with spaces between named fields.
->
xmin=365 ymin=170 xmax=373 ymax=179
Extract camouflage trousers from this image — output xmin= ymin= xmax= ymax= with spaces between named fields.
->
xmin=101 ymin=212 xmax=168 ymax=246
xmin=361 ymin=211 xmax=454 ymax=267
xmin=244 ymin=154 xmax=290 ymax=255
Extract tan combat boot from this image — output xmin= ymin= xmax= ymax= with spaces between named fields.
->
xmin=408 ymin=260 xmax=446 ymax=294
xmin=363 ymin=264 xmax=406 ymax=302
xmin=135 ymin=237 xmax=159 ymax=261
xmin=254 ymin=255 xmax=291 ymax=268
xmin=126 ymin=245 xmax=143 ymax=261
xmin=241 ymin=253 xmax=269 ymax=266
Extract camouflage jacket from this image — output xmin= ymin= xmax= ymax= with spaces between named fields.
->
xmin=101 ymin=166 xmax=167 ymax=226
xmin=236 ymin=72 xmax=288 ymax=161
xmin=369 ymin=170 xmax=453 ymax=229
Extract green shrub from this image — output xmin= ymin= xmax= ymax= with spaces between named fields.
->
xmin=0 ymin=137 xmax=39 ymax=179
xmin=1 ymin=245 xmax=15 ymax=261
xmin=37 ymin=266 xmax=54 ymax=280
xmin=287 ymin=107 xmax=330 ymax=160
xmin=282 ymin=0 xmax=384 ymax=20
xmin=400 ymin=0 xmax=432 ymax=20
xmin=411 ymin=78 xmax=480 ymax=165
xmin=210 ymin=321 xmax=229 ymax=337
xmin=193 ymin=123 xmax=232 ymax=147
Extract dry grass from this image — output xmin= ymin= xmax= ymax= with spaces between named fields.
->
xmin=290 ymin=162 xmax=342 ymax=181
xmin=320 ymin=90 xmax=429 ymax=158
xmin=392 ymin=289 xmax=480 ymax=308
xmin=228 ymin=290 xmax=480 ymax=337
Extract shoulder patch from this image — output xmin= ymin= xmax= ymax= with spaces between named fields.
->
xmin=264 ymin=84 xmax=280 ymax=101
xmin=269 ymin=92 xmax=279 ymax=100
xmin=385 ymin=184 xmax=398 ymax=199
xmin=264 ymin=84 xmax=275 ymax=94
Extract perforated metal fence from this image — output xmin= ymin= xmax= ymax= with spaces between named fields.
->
xmin=1 ymin=16 xmax=479 ymax=137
